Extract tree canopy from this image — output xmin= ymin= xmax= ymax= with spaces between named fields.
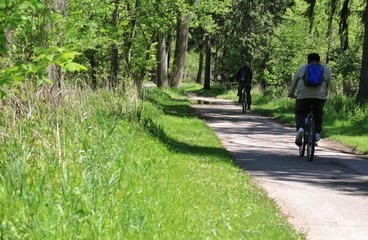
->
xmin=1 ymin=0 xmax=368 ymax=103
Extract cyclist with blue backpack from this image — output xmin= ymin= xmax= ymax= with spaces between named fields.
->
xmin=288 ymin=53 xmax=332 ymax=146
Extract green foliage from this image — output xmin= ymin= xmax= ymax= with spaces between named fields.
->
xmin=183 ymin=51 xmax=199 ymax=81
xmin=1 ymin=0 xmax=367 ymax=102
xmin=329 ymin=47 xmax=361 ymax=96
xmin=261 ymin=0 xmax=364 ymax=97
xmin=264 ymin=5 xmax=311 ymax=86
xmin=0 ymin=0 xmax=93 ymax=96
xmin=1 ymin=46 xmax=86 ymax=97
xmin=0 ymin=0 xmax=44 ymax=54
xmin=213 ymin=0 xmax=295 ymax=83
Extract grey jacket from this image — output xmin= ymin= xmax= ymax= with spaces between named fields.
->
xmin=288 ymin=62 xmax=332 ymax=100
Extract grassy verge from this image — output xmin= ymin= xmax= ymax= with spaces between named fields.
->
xmin=185 ymin=83 xmax=368 ymax=154
xmin=0 ymin=86 xmax=302 ymax=239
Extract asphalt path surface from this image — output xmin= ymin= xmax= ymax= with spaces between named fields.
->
xmin=189 ymin=94 xmax=368 ymax=240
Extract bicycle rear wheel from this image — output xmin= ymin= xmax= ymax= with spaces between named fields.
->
xmin=306 ymin=119 xmax=316 ymax=161
xmin=299 ymin=131 xmax=306 ymax=157
xmin=241 ymin=90 xmax=247 ymax=114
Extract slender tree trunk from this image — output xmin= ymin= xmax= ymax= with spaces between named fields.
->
xmin=110 ymin=44 xmax=119 ymax=89
xmin=326 ymin=0 xmax=338 ymax=64
xmin=171 ymin=16 xmax=190 ymax=87
xmin=171 ymin=0 xmax=198 ymax=87
xmin=47 ymin=64 xmax=65 ymax=89
xmin=307 ymin=0 xmax=316 ymax=33
xmin=124 ymin=1 xmax=138 ymax=78
xmin=357 ymin=2 xmax=368 ymax=105
xmin=204 ymin=35 xmax=211 ymax=90
xmin=214 ymin=45 xmax=220 ymax=82
xmin=109 ymin=0 xmax=119 ymax=90
xmin=45 ymin=0 xmax=68 ymax=98
xmin=124 ymin=28 xmax=135 ymax=79
xmin=157 ymin=36 xmax=169 ymax=88
xmin=339 ymin=0 xmax=350 ymax=51
xmin=167 ymin=32 xmax=172 ymax=80
xmin=86 ymin=49 xmax=97 ymax=90
xmin=196 ymin=46 xmax=204 ymax=84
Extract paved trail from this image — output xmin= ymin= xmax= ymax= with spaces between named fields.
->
xmin=189 ymin=95 xmax=368 ymax=240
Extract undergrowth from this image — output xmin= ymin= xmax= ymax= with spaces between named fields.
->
xmin=0 ymin=85 xmax=302 ymax=239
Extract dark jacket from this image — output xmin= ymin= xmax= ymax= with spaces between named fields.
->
xmin=237 ymin=66 xmax=252 ymax=84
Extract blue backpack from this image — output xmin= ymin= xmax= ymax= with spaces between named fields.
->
xmin=303 ymin=63 xmax=324 ymax=87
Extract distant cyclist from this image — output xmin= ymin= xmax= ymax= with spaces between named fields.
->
xmin=288 ymin=53 xmax=332 ymax=146
xmin=236 ymin=61 xmax=253 ymax=110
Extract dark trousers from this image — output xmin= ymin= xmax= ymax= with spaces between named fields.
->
xmin=295 ymin=98 xmax=326 ymax=133
xmin=237 ymin=84 xmax=252 ymax=106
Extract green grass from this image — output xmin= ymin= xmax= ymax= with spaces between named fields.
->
xmin=185 ymin=83 xmax=368 ymax=154
xmin=0 ymin=86 xmax=302 ymax=239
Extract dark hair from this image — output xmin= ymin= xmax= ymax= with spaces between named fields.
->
xmin=307 ymin=53 xmax=320 ymax=63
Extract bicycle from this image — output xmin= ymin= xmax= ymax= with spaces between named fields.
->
xmin=241 ymin=87 xmax=248 ymax=114
xmin=299 ymin=105 xmax=316 ymax=161
xmin=233 ymin=83 xmax=249 ymax=114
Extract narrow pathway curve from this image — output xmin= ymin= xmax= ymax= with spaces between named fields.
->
xmin=189 ymin=94 xmax=368 ymax=240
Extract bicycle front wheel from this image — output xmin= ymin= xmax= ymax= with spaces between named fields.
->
xmin=306 ymin=120 xmax=316 ymax=161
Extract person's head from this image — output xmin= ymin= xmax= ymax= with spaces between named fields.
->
xmin=307 ymin=53 xmax=320 ymax=63
xmin=244 ymin=61 xmax=250 ymax=67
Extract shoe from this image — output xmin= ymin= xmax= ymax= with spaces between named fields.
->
xmin=315 ymin=133 xmax=320 ymax=142
xmin=295 ymin=128 xmax=304 ymax=146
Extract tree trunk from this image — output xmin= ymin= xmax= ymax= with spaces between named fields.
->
xmin=124 ymin=1 xmax=138 ymax=78
xmin=214 ymin=45 xmax=220 ymax=82
xmin=171 ymin=16 xmax=190 ymax=87
xmin=157 ymin=36 xmax=169 ymax=88
xmin=167 ymin=32 xmax=172 ymax=80
xmin=307 ymin=0 xmax=316 ymax=33
xmin=357 ymin=2 xmax=368 ymax=105
xmin=45 ymin=64 xmax=65 ymax=100
xmin=204 ymin=35 xmax=211 ymax=90
xmin=326 ymin=0 xmax=338 ymax=64
xmin=109 ymin=0 xmax=119 ymax=90
xmin=86 ymin=49 xmax=97 ymax=90
xmin=171 ymin=0 xmax=198 ymax=87
xmin=196 ymin=46 xmax=204 ymax=84
xmin=339 ymin=0 xmax=350 ymax=51
xmin=110 ymin=43 xmax=119 ymax=89
xmin=44 ymin=0 xmax=68 ymax=99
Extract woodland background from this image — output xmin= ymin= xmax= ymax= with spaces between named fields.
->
xmin=1 ymin=0 xmax=368 ymax=104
